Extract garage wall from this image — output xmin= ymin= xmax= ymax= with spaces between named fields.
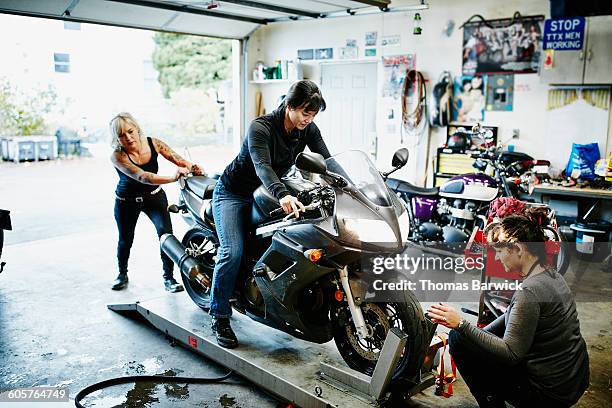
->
xmin=246 ymin=0 xmax=612 ymax=185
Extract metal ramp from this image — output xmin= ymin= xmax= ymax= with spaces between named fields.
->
xmin=108 ymin=295 xmax=439 ymax=408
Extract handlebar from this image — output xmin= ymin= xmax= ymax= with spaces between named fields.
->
xmin=269 ymin=207 xmax=285 ymax=217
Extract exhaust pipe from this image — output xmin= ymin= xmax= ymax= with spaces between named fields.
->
xmin=160 ymin=233 xmax=211 ymax=288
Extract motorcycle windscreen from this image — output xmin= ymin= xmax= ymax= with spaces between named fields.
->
xmin=325 ymin=150 xmax=392 ymax=207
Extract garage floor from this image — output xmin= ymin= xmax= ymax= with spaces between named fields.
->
xmin=1 ymin=153 xmax=610 ymax=407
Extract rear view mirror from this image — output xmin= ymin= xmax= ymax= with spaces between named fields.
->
xmin=391 ymin=148 xmax=409 ymax=168
xmin=296 ymin=152 xmax=327 ymax=175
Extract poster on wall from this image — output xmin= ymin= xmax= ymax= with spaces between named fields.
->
xmin=315 ymin=48 xmax=333 ymax=60
xmin=365 ymin=31 xmax=377 ymax=46
xmin=452 ymin=75 xmax=487 ymax=123
xmin=382 ymin=55 xmax=416 ymax=99
xmin=297 ymin=49 xmax=314 ymax=60
xmin=462 ymin=15 xmax=544 ymax=75
xmin=486 ymin=74 xmax=514 ymax=111
xmin=381 ymin=35 xmax=401 ymax=47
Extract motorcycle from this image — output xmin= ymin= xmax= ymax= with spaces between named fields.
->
xmin=386 ymin=125 xmax=569 ymax=274
xmin=0 ymin=209 xmax=12 ymax=274
xmin=161 ymin=149 xmax=433 ymax=380
xmin=386 ymin=126 xmax=540 ymax=244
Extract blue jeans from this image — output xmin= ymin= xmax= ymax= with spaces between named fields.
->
xmin=209 ymin=181 xmax=253 ymax=318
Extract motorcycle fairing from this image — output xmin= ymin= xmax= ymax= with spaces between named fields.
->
xmin=251 ymin=226 xmax=337 ymax=343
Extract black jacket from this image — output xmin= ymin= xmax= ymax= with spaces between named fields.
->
xmin=220 ymin=106 xmax=330 ymax=199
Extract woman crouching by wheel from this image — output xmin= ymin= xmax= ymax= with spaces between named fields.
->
xmin=427 ymin=207 xmax=589 ymax=407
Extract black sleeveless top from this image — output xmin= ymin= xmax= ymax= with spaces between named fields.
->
xmin=115 ymin=137 xmax=159 ymax=198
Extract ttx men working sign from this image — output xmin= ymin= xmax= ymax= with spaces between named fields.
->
xmin=543 ymin=17 xmax=585 ymax=50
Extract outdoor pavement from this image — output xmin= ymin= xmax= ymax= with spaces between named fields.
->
xmin=0 ymin=146 xmax=610 ymax=407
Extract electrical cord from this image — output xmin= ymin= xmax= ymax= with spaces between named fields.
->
xmin=401 ymin=70 xmax=426 ymax=133
xmin=74 ymin=370 xmax=234 ymax=408
xmin=400 ymin=69 xmax=428 ymax=148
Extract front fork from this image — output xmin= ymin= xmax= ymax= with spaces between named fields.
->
xmin=338 ymin=266 xmax=369 ymax=340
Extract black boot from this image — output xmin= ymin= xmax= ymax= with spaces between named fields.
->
xmin=163 ymin=277 xmax=184 ymax=293
xmin=111 ymin=273 xmax=128 ymax=290
xmin=211 ymin=317 xmax=238 ymax=348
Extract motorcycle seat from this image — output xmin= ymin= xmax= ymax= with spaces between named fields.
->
xmin=386 ymin=178 xmax=439 ymax=196
xmin=201 ymin=182 xmax=297 ymax=231
xmin=185 ymin=176 xmax=217 ymax=200
xmin=201 ymin=201 xmax=275 ymax=230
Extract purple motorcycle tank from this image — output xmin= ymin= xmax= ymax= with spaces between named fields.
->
xmin=412 ymin=196 xmax=437 ymax=220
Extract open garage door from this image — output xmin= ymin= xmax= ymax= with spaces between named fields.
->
xmin=0 ymin=0 xmax=392 ymax=39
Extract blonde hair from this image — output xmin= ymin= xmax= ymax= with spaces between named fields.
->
xmin=109 ymin=112 xmax=143 ymax=151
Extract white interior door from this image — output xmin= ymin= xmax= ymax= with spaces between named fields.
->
xmin=317 ymin=62 xmax=378 ymax=156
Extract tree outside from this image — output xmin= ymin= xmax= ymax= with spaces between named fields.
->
xmin=0 ymin=77 xmax=59 ymax=136
xmin=151 ymin=33 xmax=233 ymax=147
xmin=152 ymin=32 xmax=232 ymax=98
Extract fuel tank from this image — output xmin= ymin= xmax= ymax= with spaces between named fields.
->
xmin=439 ymin=174 xmax=498 ymax=202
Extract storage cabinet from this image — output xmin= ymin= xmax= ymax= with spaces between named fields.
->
xmin=540 ymin=15 xmax=612 ymax=84
xmin=583 ymin=15 xmax=612 ymax=84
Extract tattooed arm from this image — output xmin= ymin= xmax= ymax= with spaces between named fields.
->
xmin=111 ymin=150 xmax=189 ymax=185
xmin=153 ymin=138 xmax=205 ymax=175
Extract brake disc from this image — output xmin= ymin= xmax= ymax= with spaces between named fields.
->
xmin=345 ymin=303 xmax=391 ymax=361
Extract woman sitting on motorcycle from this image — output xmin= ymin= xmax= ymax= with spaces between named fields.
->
xmin=427 ymin=207 xmax=589 ymax=408
xmin=209 ymin=80 xmax=331 ymax=348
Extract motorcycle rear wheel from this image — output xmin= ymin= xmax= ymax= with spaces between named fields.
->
xmin=181 ymin=227 xmax=218 ymax=311
xmin=332 ymin=289 xmax=428 ymax=380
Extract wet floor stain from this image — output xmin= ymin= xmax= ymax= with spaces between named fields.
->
xmin=161 ymin=369 xmax=190 ymax=401
xmin=219 ymin=393 xmax=237 ymax=407
xmin=116 ymin=379 xmax=160 ymax=407
xmin=88 ymin=394 xmax=127 ymax=407
xmin=87 ymin=367 xmax=192 ymax=407
xmin=266 ymin=347 xmax=302 ymax=365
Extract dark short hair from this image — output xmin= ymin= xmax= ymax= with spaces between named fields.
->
xmin=284 ymin=80 xmax=326 ymax=113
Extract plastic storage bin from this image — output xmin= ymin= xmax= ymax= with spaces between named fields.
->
xmin=570 ymin=220 xmax=611 ymax=262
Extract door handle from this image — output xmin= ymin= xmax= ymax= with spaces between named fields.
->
xmin=587 ymin=49 xmax=593 ymax=61
xmin=578 ymin=51 xmax=584 ymax=61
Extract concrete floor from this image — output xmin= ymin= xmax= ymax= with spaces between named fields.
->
xmin=1 ymin=150 xmax=610 ymax=407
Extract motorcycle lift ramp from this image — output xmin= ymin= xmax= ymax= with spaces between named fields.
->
xmin=108 ymin=295 xmax=442 ymax=408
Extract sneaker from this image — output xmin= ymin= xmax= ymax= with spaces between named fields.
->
xmin=163 ymin=277 xmax=184 ymax=293
xmin=211 ymin=317 xmax=238 ymax=348
xmin=111 ymin=273 xmax=128 ymax=290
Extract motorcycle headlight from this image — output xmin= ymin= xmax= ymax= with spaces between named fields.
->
xmin=343 ymin=218 xmax=396 ymax=243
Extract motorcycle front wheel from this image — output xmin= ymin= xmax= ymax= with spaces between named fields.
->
xmin=181 ymin=227 xmax=218 ymax=311
xmin=331 ymin=289 xmax=428 ymax=380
